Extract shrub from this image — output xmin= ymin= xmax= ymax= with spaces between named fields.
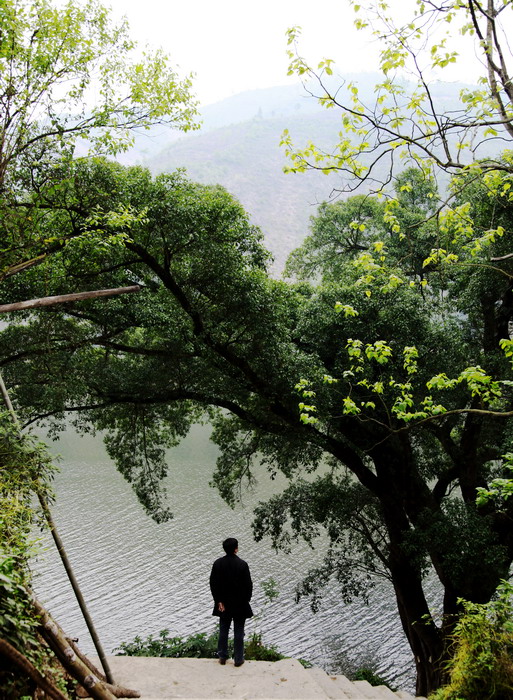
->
xmin=244 ymin=632 xmax=284 ymax=661
xmin=431 ymin=581 xmax=513 ymax=700
xmin=0 ymin=417 xmax=60 ymax=697
xmin=352 ymin=667 xmax=395 ymax=689
xmin=115 ymin=629 xmax=225 ymax=658
xmin=115 ymin=629 xmax=285 ymax=661
xmin=322 ymin=643 xmax=394 ymax=690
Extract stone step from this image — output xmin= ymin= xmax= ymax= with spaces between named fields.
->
xmin=350 ymin=679 xmax=399 ymax=699
xmin=306 ymin=667 xmax=420 ymax=700
xmin=306 ymin=667 xmax=353 ymax=698
xmin=103 ymin=656 xmax=326 ymax=698
xmin=309 ymin=666 xmax=389 ymax=699
xmin=96 ymin=656 xmax=424 ymax=700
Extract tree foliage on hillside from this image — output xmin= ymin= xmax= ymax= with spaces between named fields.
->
xmin=2 ymin=158 xmax=513 ymax=695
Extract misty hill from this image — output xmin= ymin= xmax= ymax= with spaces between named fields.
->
xmin=141 ymin=77 xmax=480 ymax=272
xmin=143 ymin=80 xmax=359 ymax=271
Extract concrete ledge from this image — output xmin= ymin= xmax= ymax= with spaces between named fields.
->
xmin=104 ymin=656 xmax=328 ymax=698
xmin=95 ymin=656 xmax=421 ymax=700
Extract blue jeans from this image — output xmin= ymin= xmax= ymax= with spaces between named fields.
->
xmin=217 ymin=616 xmax=246 ymax=664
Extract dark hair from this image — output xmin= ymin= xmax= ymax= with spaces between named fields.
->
xmin=223 ymin=537 xmax=238 ymax=554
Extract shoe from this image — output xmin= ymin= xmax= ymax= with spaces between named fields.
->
xmin=234 ymin=660 xmax=244 ymax=667
xmin=218 ymin=658 xmax=226 ymax=665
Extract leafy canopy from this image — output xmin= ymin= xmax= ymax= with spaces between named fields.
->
xmin=0 ymin=0 xmax=198 ymax=281
xmin=282 ymin=1 xmax=513 ymax=194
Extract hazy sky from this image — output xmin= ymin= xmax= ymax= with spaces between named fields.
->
xmin=103 ymin=0 xmax=383 ymax=105
xmin=103 ymin=0 xmax=489 ymax=107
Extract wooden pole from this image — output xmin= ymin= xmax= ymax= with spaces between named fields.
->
xmin=0 ymin=285 xmax=140 ymax=313
xmin=37 ymin=496 xmax=115 ymax=685
xmin=0 ymin=372 xmax=114 ymax=685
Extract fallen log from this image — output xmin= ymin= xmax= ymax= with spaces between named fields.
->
xmin=0 ymin=637 xmax=68 ymax=700
xmin=34 ymin=598 xmax=121 ymax=700
xmin=66 ymin=638 xmax=140 ymax=699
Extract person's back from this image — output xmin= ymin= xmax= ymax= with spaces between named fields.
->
xmin=210 ymin=552 xmax=252 ymax=617
xmin=209 ymin=538 xmax=253 ymax=666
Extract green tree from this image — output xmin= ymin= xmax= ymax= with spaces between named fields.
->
xmin=276 ymin=5 xmax=513 ymax=690
xmin=0 ymin=0 xmax=198 ymax=281
xmin=286 ymin=168 xmax=439 ymax=283
xmin=0 ymin=0 xmax=198 ymax=694
xmin=283 ymin=1 xmax=513 ymax=191
xmin=3 ymin=159 xmax=513 ymax=695
xmin=285 ymin=194 xmax=386 ymax=281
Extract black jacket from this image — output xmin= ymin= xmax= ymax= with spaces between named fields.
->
xmin=209 ymin=553 xmax=253 ymax=619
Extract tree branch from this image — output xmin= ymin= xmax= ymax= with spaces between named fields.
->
xmin=0 ymin=286 xmax=141 ymax=313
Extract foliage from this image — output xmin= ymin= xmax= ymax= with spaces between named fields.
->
xmin=283 ymin=1 xmax=513 ymax=193
xmin=0 ymin=0 xmax=198 ymax=282
xmin=477 ymin=453 xmax=513 ymax=507
xmin=431 ymin=581 xmax=513 ymax=700
xmin=115 ymin=629 xmax=224 ymax=659
xmin=352 ymin=667 xmax=395 ymax=690
xmin=260 ymin=576 xmax=280 ymax=603
xmin=0 ymin=0 xmax=197 ymax=175
xmin=244 ymin=633 xmax=285 ymax=662
xmin=0 ymin=414 xmax=60 ymax=696
xmin=115 ymin=628 xmax=285 ymax=662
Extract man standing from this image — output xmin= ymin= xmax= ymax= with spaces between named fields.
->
xmin=210 ymin=537 xmax=253 ymax=666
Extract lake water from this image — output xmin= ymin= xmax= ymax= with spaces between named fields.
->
xmin=31 ymin=423 xmax=418 ymax=691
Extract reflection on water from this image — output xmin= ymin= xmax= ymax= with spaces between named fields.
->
xmin=31 ymin=424 xmax=416 ymax=690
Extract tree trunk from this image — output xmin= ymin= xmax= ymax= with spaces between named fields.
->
xmin=391 ymin=571 xmax=446 ymax=696
xmin=374 ymin=450 xmax=447 ymax=697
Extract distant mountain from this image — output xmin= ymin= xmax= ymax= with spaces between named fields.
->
xmin=136 ymin=77 xmax=480 ymax=273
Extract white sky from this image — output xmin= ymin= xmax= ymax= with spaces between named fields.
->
xmin=104 ymin=0 xmax=373 ymax=106
xmin=104 ymin=0 xmax=493 ymax=107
